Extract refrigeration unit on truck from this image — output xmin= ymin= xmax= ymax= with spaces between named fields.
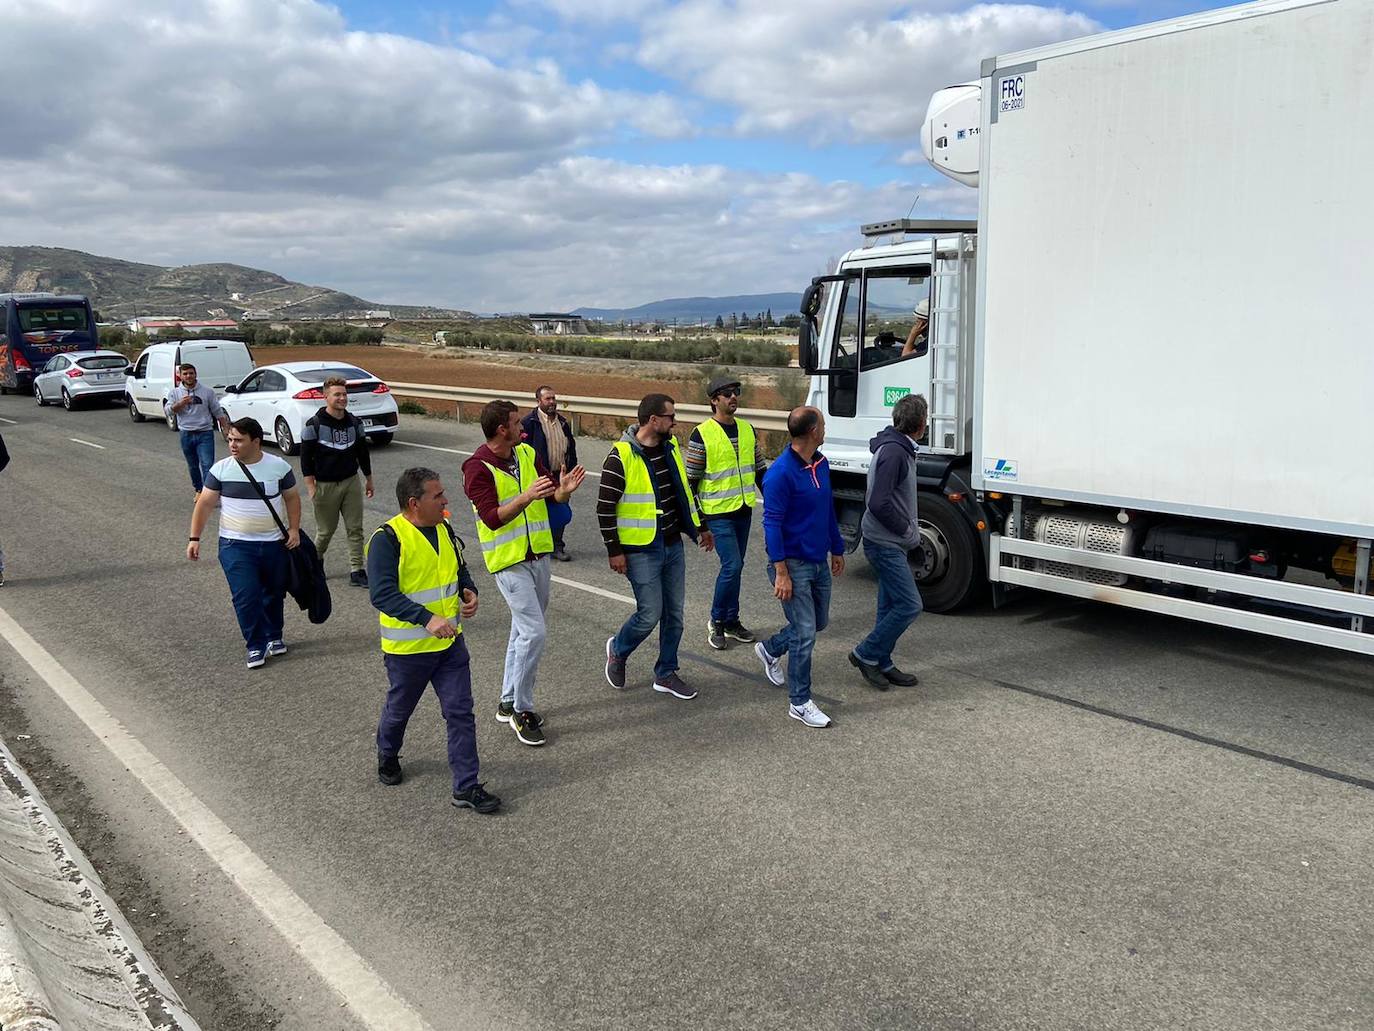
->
xmin=796 ymin=0 xmax=1374 ymax=655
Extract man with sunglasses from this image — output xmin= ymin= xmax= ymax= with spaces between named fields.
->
xmin=685 ymin=375 xmax=767 ymax=651
xmin=598 ymin=393 xmax=713 ymax=699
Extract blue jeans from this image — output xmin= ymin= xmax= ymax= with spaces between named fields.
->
xmin=378 ymin=638 xmax=479 ymax=792
xmin=217 ymin=538 xmax=288 ymax=651
xmin=705 ymin=510 xmax=752 ymax=624
xmin=854 ymin=540 xmax=924 ymax=671
xmin=612 ymin=538 xmax=685 ymax=680
xmin=762 ymin=558 xmax=832 ymax=706
xmin=180 ymin=430 xmax=216 ymax=492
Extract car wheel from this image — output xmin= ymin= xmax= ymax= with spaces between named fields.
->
xmin=369 ymin=432 xmax=394 ymax=446
xmin=275 ymin=417 xmax=299 ymax=456
xmin=128 ymin=396 xmax=146 ymax=422
xmin=34 ymin=384 xmax=47 ymax=406
xmin=61 ymin=387 xmax=75 ymax=411
xmin=164 ymin=405 xmax=178 ymax=431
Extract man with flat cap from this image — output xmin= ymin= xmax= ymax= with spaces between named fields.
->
xmin=685 ymin=374 xmax=768 ymax=651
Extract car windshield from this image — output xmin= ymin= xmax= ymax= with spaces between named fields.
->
xmin=292 ymin=366 xmax=369 ymax=384
xmin=18 ymin=305 xmax=89 ymax=332
xmin=77 ymin=356 xmax=128 ymax=370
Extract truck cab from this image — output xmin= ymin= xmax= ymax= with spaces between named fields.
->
xmin=798 ymin=220 xmax=993 ymax=612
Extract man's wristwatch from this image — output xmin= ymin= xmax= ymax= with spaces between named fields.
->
xmin=188 ymin=536 xmax=200 ymax=542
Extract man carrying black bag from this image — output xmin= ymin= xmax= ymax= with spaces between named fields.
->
xmin=187 ymin=417 xmax=325 ymax=669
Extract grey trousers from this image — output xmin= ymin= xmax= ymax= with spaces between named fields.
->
xmin=494 ymin=556 xmax=551 ymax=712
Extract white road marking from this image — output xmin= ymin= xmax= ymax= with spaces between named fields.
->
xmin=69 ymin=438 xmax=106 ymax=450
xmin=394 ymin=439 xmax=601 ymax=477
xmin=551 ymin=575 xmax=634 ymax=605
xmin=0 ymin=416 xmax=17 ymax=425
xmin=0 ymin=607 xmax=435 ymax=1031
xmin=394 ymin=440 xmax=472 ymax=456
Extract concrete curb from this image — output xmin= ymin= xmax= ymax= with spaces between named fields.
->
xmin=0 ymin=739 xmax=201 ymax=1031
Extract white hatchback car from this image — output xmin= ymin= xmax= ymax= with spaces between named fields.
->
xmin=220 ymin=361 xmax=400 ymax=455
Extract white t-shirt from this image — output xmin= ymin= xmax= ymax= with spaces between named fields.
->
xmin=204 ymin=454 xmax=296 ymax=542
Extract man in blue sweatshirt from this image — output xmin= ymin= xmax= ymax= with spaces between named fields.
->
xmin=850 ymin=394 xmax=926 ymax=689
xmin=754 ymin=406 xmax=846 ymax=728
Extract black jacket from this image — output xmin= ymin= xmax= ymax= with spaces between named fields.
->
xmin=520 ymin=409 xmax=578 ymax=480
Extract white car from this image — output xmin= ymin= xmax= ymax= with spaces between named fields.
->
xmin=220 ymin=361 xmax=399 ymax=455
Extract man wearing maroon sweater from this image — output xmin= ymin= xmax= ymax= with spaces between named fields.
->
xmin=462 ymin=400 xmax=584 ymax=746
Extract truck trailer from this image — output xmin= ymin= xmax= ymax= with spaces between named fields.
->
xmin=798 ymin=0 xmax=1374 ymax=654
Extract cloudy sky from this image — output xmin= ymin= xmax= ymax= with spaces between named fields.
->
xmin=3 ymin=0 xmax=1237 ymax=312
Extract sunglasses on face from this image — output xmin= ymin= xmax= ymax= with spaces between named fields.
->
xmin=714 ymin=388 xmax=741 ymax=398
xmin=657 ymin=412 xmax=678 ymax=423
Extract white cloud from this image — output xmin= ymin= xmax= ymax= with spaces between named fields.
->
xmin=0 ymin=0 xmax=1007 ymax=311
xmin=637 ymin=2 xmax=1100 ymax=141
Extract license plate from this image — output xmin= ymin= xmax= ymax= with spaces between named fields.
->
xmin=95 ymin=373 xmax=116 ymax=381
xmin=361 ymin=418 xmax=374 ymax=427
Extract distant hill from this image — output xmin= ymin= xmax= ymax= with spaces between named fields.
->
xmin=0 ymin=245 xmax=470 ymax=321
xmin=572 ymin=293 xmax=803 ymax=325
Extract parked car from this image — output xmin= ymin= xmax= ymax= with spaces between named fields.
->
xmin=33 ymin=349 xmax=132 ymax=410
xmin=220 ymin=361 xmax=399 ymax=455
xmin=125 ymin=339 xmax=255 ymax=428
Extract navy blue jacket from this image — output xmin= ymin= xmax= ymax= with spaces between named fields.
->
xmin=762 ymin=446 xmax=845 ymax=564
xmin=520 ymin=409 xmax=578 ymax=479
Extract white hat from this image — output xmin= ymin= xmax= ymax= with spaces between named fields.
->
xmin=913 ymin=298 xmax=929 ymax=319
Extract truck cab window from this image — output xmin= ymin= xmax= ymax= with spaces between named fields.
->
xmin=863 ymin=271 xmax=931 ymax=370
xmin=828 ymin=279 xmax=861 ymax=418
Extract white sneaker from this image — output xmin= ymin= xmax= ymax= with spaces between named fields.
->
xmin=788 ymin=700 xmax=832 ymax=728
xmin=754 ymin=641 xmax=785 ymax=687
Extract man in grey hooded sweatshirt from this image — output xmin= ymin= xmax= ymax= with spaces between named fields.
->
xmin=849 ymin=393 xmax=927 ymax=689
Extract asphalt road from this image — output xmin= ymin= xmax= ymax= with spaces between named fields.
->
xmin=0 ymin=395 xmax=1370 ymax=1031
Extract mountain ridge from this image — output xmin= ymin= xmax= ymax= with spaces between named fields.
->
xmin=0 ymin=245 xmax=469 ymax=320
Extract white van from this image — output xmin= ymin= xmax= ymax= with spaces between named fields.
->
xmin=125 ymin=339 xmax=255 ymax=429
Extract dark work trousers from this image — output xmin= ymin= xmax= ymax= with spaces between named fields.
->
xmin=377 ymin=637 xmax=480 ymax=792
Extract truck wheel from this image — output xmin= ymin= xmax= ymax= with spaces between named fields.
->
xmin=911 ymin=492 xmax=985 ymax=612
xmin=368 ymin=432 xmax=393 ymax=446
xmin=128 ymin=396 xmax=146 ymax=422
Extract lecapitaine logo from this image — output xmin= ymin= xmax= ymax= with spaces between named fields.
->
xmin=982 ymin=457 xmax=1019 ymax=481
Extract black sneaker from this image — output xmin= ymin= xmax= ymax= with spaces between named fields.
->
xmin=848 ymin=651 xmax=890 ymax=691
xmin=496 ymin=701 xmax=545 ymax=727
xmin=652 ymin=672 xmax=698 ymax=700
xmin=512 ymin=710 xmax=546 ymax=746
xmin=553 ymin=547 xmax=571 ymax=562
xmin=707 ymin=620 xmax=727 ymax=650
xmin=452 ymin=783 xmax=501 ymax=814
xmin=605 ymin=636 xmax=626 ymax=689
xmin=722 ymin=619 xmax=756 ymax=643
xmin=378 ymin=753 xmax=403 ymax=786
xmin=882 ymin=667 xmax=920 ymax=687
xmin=349 ymin=570 xmax=369 ymax=588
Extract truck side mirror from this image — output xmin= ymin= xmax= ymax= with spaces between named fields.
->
xmin=798 ymin=318 xmax=818 ymax=374
xmin=798 ymin=279 xmax=827 ymax=374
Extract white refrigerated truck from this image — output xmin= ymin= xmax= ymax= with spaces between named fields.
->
xmin=797 ymin=0 xmax=1374 ymax=654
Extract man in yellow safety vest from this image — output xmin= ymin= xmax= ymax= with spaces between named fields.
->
xmin=367 ymin=467 xmax=499 ymax=814
xmin=685 ymin=374 xmax=768 ymax=651
xmin=462 ymin=400 xmax=585 ymax=748
xmin=597 ymin=393 xmax=714 ymax=699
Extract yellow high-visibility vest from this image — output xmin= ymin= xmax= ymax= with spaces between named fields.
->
xmin=472 ymin=443 xmax=553 ymax=573
xmin=696 ymin=417 xmax=756 ymax=515
xmin=613 ymin=439 xmax=700 ymax=546
xmin=367 ymin=514 xmax=463 ymax=654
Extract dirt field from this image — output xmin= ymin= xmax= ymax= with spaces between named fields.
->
xmin=263 ymin=344 xmax=793 ymax=410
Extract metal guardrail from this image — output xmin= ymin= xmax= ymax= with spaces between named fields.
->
xmin=387 ymin=382 xmax=791 ymax=432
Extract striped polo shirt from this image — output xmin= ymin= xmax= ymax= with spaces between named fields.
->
xmin=204 ymin=454 xmax=296 ymax=542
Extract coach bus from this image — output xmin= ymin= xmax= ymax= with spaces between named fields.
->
xmin=0 ymin=293 xmax=100 ymax=394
